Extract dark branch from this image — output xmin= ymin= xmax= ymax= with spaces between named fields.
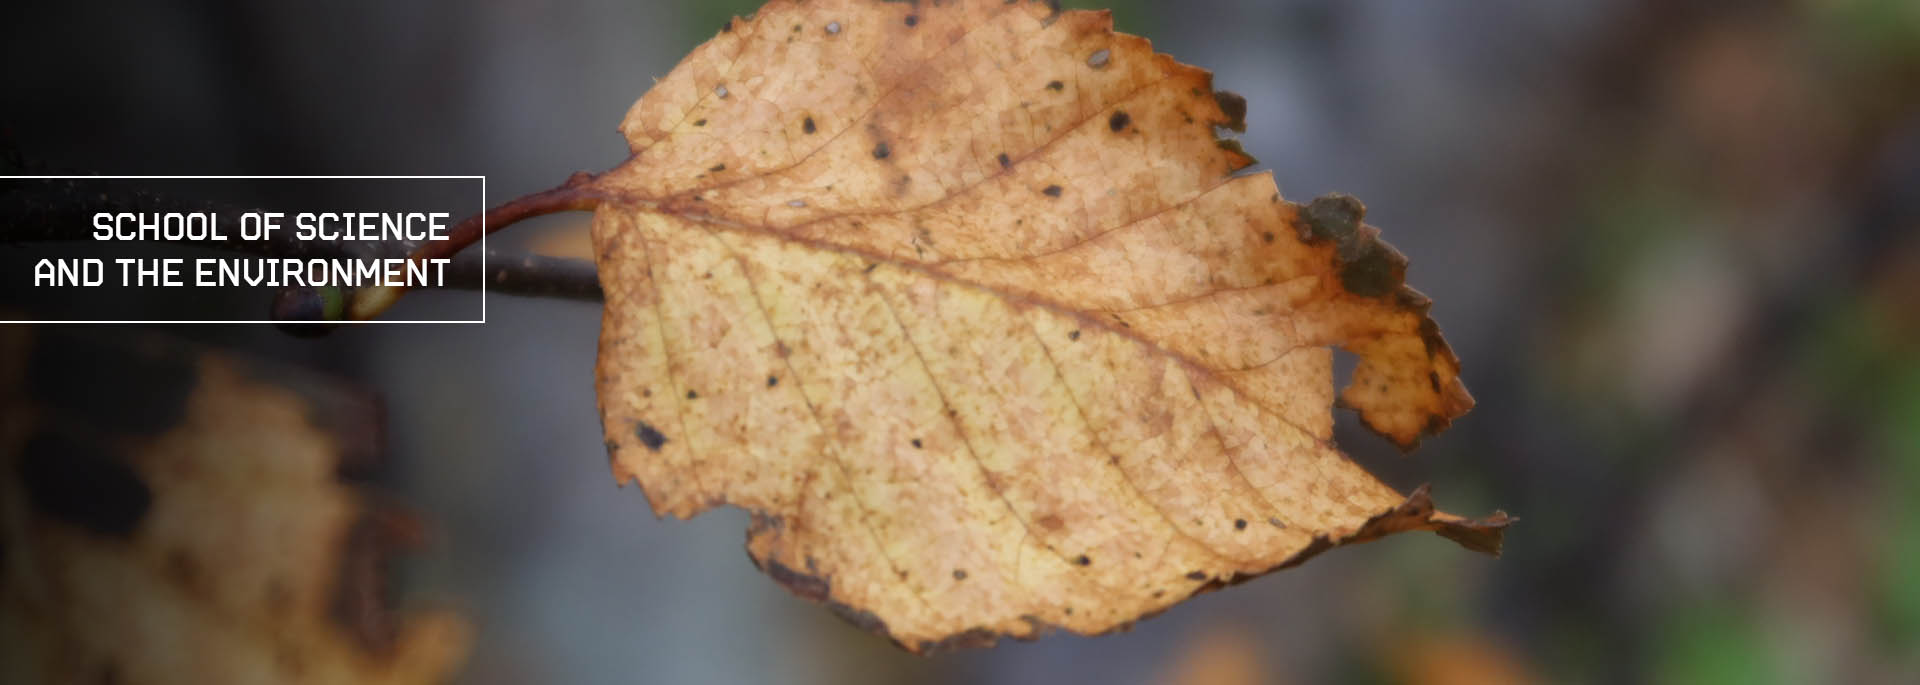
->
xmin=451 ymin=249 xmax=602 ymax=302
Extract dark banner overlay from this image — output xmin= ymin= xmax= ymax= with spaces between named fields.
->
xmin=0 ymin=176 xmax=484 ymax=323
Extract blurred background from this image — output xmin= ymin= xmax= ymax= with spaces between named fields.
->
xmin=3 ymin=0 xmax=1917 ymax=682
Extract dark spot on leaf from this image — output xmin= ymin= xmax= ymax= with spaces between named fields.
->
xmin=634 ymin=421 xmax=669 ymax=451
xmin=1303 ymin=193 xmax=1365 ymax=244
xmin=686 ymin=389 xmax=699 ymax=400
xmin=1213 ymin=91 xmax=1248 ymax=133
xmin=1235 ymin=518 xmax=1248 ymax=530
xmin=1262 ymin=231 xmax=1275 ymax=243
xmin=1042 ymin=184 xmax=1062 ymax=197
xmin=766 ymin=559 xmax=830 ymax=601
xmin=1340 ymin=241 xmax=1402 ymax=298
xmin=828 ymin=601 xmax=891 ymax=639
xmin=1109 ymin=110 xmax=1130 ymax=132
xmin=873 ymin=142 xmax=891 ymax=159
xmin=997 ymin=152 xmax=1011 ymax=169
xmin=1046 ymin=80 xmax=1065 ymax=91
xmin=1076 ymin=555 xmax=1092 ymax=566
xmin=1068 ymin=329 xmax=1081 ymax=341
xmin=768 ymin=375 xmax=780 ymax=387
xmin=953 ymin=569 xmax=968 ymax=580
xmin=1186 ymin=570 xmax=1206 ymax=581
xmin=694 ymin=118 xmax=707 ymax=127
xmin=19 ymin=430 xmax=151 ymax=537
xmin=803 ymin=117 xmax=816 ymax=134
xmin=905 ymin=14 xmax=919 ymax=26
xmin=919 ymin=627 xmax=999 ymax=654
xmin=747 ymin=512 xmax=785 ymax=538
xmin=1216 ymin=139 xmax=1258 ymax=169
xmin=709 ymin=163 xmax=726 ymax=173
xmin=1087 ymin=48 xmax=1110 ymax=69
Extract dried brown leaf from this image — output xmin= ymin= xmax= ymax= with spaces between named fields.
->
xmin=590 ymin=0 xmax=1507 ymax=652
xmin=0 ymin=328 xmax=469 ymax=683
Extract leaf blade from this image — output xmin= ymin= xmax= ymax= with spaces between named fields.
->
xmin=591 ymin=0 xmax=1504 ymax=651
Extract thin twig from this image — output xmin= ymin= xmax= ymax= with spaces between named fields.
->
xmin=350 ymin=173 xmax=604 ymax=318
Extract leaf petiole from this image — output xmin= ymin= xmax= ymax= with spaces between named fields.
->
xmin=345 ymin=173 xmax=604 ymax=320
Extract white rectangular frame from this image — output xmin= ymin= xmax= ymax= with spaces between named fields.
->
xmin=0 ymin=175 xmax=487 ymax=324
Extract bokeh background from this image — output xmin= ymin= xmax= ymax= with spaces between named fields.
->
xmin=4 ymin=0 xmax=1918 ymax=682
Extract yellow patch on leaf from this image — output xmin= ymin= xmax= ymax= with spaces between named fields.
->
xmin=589 ymin=0 xmax=1506 ymax=652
